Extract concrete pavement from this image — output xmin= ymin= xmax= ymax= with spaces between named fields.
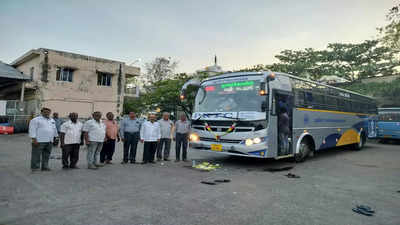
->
xmin=0 ymin=134 xmax=399 ymax=225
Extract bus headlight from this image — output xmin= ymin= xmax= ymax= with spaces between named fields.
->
xmin=245 ymin=139 xmax=254 ymax=146
xmin=242 ymin=137 xmax=266 ymax=146
xmin=189 ymin=133 xmax=199 ymax=142
xmin=253 ymin=137 xmax=261 ymax=144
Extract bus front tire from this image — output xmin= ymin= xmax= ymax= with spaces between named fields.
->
xmin=294 ymin=140 xmax=312 ymax=163
xmin=354 ymin=133 xmax=366 ymax=151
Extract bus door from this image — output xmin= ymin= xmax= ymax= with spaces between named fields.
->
xmin=368 ymin=115 xmax=378 ymax=139
xmin=273 ymin=91 xmax=294 ymax=156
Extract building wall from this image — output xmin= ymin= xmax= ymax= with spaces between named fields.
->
xmin=14 ymin=49 xmax=134 ymax=119
xmin=15 ymin=56 xmax=41 ymax=81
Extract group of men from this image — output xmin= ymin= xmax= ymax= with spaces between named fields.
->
xmin=28 ymin=107 xmax=191 ymax=172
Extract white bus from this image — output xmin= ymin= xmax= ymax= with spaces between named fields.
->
xmin=180 ymin=71 xmax=377 ymax=162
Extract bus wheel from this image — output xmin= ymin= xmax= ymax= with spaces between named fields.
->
xmin=354 ymin=133 xmax=366 ymax=150
xmin=294 ymin=140 xmax=312 ymax=163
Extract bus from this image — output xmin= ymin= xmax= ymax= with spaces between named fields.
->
xmin=376 ymin=108 xmax=400 ymax=142
xmin=180 ymin=71 xmax=377 ymax=162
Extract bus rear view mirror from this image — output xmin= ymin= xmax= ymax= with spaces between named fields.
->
xmin=180 ymin=79 xmax=201 ymax=101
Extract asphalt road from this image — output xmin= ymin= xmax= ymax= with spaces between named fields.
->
xmin=0 ymin=134 xmax=399 ymax=225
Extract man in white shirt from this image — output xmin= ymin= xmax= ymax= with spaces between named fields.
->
xmin=157 ymin=112 xmax=174 ymax=161
xmin=60 ymin=112 xmax=83 ymax=169
xmin=28 ymin=107 xmax=59 ymax=172
xmin=140 ymin=113 xmax=161 ymax=164
xmin=83 ymin=111 xmax=106 ymax=170
xmin=174 ymin=114 xmax=191 ymax=162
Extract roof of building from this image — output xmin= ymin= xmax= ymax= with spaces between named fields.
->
xmin=0 ymin=61 xmax=30 ymax=80
xmin=11 ymin=48 xmax=130 ymax=66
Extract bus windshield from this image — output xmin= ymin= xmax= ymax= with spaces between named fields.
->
xmin=194 ymin=79 xmax=267 ymax=113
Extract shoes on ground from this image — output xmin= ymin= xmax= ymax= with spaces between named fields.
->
xmin=88 ymin=165 xmax=98 ymax=170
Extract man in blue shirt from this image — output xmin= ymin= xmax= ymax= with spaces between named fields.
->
xmin=29 ymin=107 xmax=59 ymax=172
xmin=120 ymin=112 xmax=141 ymax=164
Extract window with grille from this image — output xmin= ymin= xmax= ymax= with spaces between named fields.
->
xmin=56 ymin=67 xmax=74 ymax=82
xmin=97 ymin=72 xmax=113 ymax=86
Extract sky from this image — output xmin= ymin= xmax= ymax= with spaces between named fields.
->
xmin=0 ymin=0 xmax=396 ymax=73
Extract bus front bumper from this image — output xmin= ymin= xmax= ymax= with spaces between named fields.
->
xmin=189 ymin=141 xmax=268 ymax=158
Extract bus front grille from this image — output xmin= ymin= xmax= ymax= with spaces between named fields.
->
xmin=199 ymin=137 xmax=242 ymax=144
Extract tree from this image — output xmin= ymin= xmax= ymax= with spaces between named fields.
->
xmin=238 ymin=40 xmax=399 ymax=82
xmin=378 ymin=4 xmax=400 ymax=49
xmin=124 ymin=72 xmax=203 ymax=119
xmin=325 ymin=40 xmax=399 ymax=81
xmin=142 ymin=57 xmax=178 ymax=86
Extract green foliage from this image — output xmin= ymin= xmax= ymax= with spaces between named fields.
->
xmin=124 ymin=73 xmax=205 ymax=117
xmin=378 ymin=4 xmax=400 ymax=49
xmin=123 ymin=96 xmax=147 ymax=115
xmin=341 ymin=78 xmax=400 ymax=101
xmin=237 ymin=40 xmax=399 ymax=82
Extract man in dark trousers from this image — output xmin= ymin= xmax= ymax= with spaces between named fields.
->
xmin=157 ymin=112 xmax=174 ymax=161
xmin=140 ymin=113 xmax=161 ymax=164
xmin=29 ymin=107 xmax=59 ymax=172
xmin=278 ymin=107 xmax=290 ymax=155
xmin=60 ymin=112 xmax=83 ymax=169
xmin=120 ymin=112 xmax=141 ymax=164
xmin=100 ymin=112 xmax=120 ymax=164
xmin=174 ymin=114 xmax=191 ymax=162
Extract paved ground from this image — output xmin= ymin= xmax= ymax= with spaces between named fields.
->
xmin=0 ymin=134 xmax=399 ymax=225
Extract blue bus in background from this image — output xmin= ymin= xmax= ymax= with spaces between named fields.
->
xmin=377 ymin=108 xmax=400 ymax=142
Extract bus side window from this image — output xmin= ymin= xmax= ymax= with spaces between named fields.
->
xmin=305 ymin=92 xmax=313 ymax=108
xmin=327 ymin=96 xmax=337 ymax=111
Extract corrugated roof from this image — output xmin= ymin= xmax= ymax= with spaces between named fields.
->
xmin=0 ymin=61 xmax=30 ymax=80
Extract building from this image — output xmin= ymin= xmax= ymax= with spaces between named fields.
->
xmin=0 ymin=61 xmax=32 ymax=132
xmin=6 ymin=48 xmax=140 ymax=119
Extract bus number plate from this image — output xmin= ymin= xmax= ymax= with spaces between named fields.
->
xmin=211 ymin=144 xmax=222 ymax=151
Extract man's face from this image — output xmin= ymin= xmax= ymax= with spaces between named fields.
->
xmin=42 ymin=109 xmax=51 ymax=118
xmin=107 ymin=113 xmax=114 ymax=120
xmin=53 ymin=113 xmax=58 ymax=119
xmin=129 ymin=112 xmax=136 ymax=119
xmin=180 ymin=115 xmax=186 ymax=121
xmin=149 ymin=114 xmax=156 ymax=122
xmin=70 ymin=113 xmax=78 ymax=122
xmin=93 ymin=112 xmax=102 ymax=121
xmin=163 ymin=114 xmax=169 ymax=120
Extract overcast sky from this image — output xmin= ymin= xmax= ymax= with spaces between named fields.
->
xmin=0 ymin=0 xmax=396 ymax=73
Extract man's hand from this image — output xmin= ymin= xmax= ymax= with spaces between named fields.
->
xmin=60 ymin=143 xmax=64 ymax=149
xmin=157 ymin=139 xmax=160 ymax=142
xmin=32 ymin=138 xmax=39 ymax=147
xmin=121 ymin=138 xmax=125 ymax=142
xmin=140 ymin=139 xmax=144 ymax=143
